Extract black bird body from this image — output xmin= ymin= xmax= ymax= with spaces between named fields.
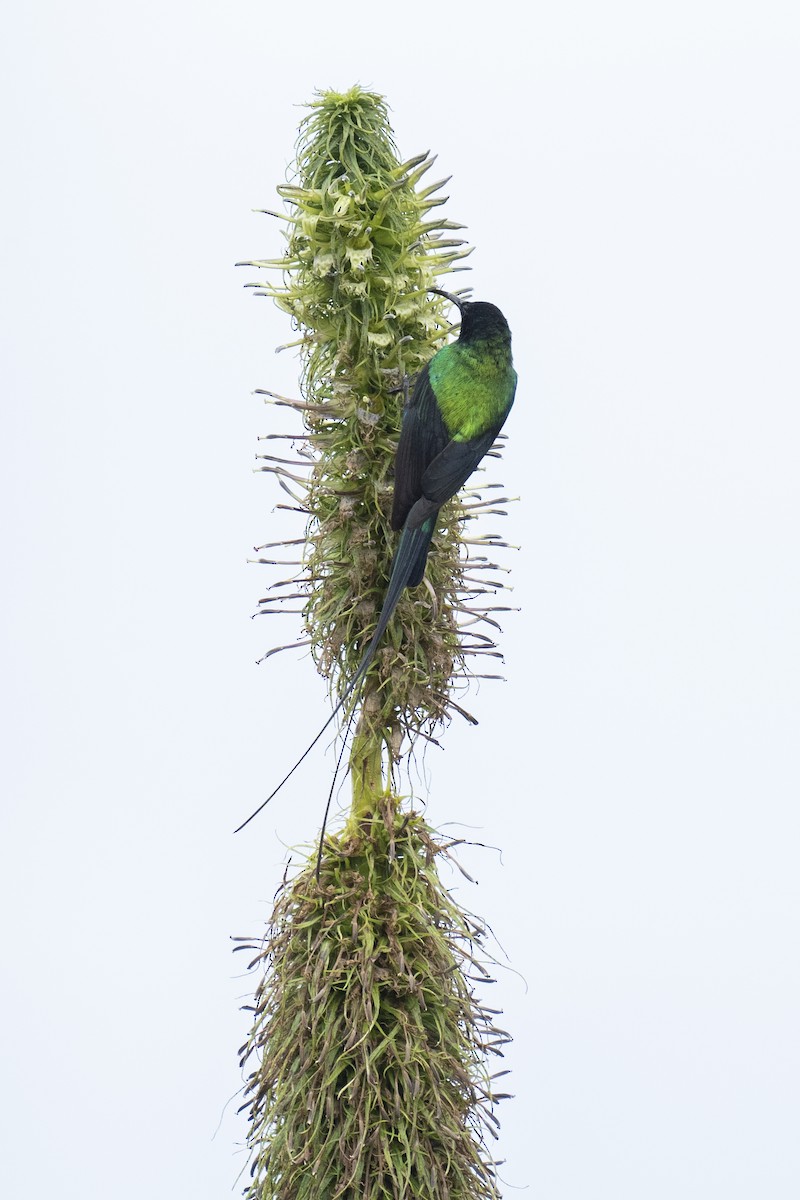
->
xmin=234 ymin=293 xmax=516 ymax=831
xmin=391 ymin=298 xmax=517 ymax=584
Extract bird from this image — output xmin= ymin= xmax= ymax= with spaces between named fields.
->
xmin=234 ymin=289 xmax=517 ymax=832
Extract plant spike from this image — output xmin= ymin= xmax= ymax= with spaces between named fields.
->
xmin=236 ymin=87 xmax=517 ymax=1200
xmin=239 ymin=87 xmax=512 ymax=813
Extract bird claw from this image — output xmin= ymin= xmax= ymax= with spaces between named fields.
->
xmin=388 ymin=373 xmax=411 ymax=407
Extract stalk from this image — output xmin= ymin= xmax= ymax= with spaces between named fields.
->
xmin=237 ymin=87 xmax=514 ymax=1199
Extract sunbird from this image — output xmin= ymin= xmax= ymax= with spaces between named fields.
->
xmin=235 ymin=289 xmax=517 ymax=832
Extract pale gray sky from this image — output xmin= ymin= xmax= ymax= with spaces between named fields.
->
xmin=2 ymin=2 xmax=799 ymax=1196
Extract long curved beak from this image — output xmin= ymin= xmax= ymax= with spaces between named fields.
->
xmin=428 ymin=287 xmax=465 ymax=314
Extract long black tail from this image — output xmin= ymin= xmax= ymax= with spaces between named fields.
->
xmin=233 ymin=518 xmax=435 ymax=833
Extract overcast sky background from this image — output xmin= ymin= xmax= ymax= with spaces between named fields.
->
xmin=2 ymin=2 xmax=799 ymax=1196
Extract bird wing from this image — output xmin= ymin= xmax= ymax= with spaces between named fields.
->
xmin=417 ymin=423 xmax=505 ymax=512
xmin=391 ymin=365 xmax=450 ymax=531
